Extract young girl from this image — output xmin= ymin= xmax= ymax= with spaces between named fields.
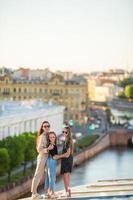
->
xmin=31 ymin=121 xmax=53 ymax=200
xmin=54 ymin=126 xmax=73 ymax=197
xmin=44 ymin=131 xmax=58 ymax=198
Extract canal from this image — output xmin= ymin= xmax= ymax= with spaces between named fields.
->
xmin=53 ymin=147 xmax=133 ymax=191
xmin=20 ymin=146 xmax=133 ymax=199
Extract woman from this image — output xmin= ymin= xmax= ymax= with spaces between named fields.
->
xmin=54 ymin=126 xmax=73 ymax=197
xmin=31 ymin=121 xmax=53 ymax=200
xmin=44 ymin=131 xmax=58 ymax=198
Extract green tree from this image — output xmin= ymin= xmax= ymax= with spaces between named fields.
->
xmin=117 ymin=90 xmax=125 ymax=98
xmin=4 ymin=136 xmax=24 ymax=181
xmin=105 ymin=108 xmax=112 ymax=123
xmin=21 ymin=133 xmax=36 ymax=174
xmin=118 ymin=78 xmax=133 ymax=87
xmin=125 ymin=85 xmax=133 ymax=99
xmin=0 ymin=148 xmax=10 ymax=176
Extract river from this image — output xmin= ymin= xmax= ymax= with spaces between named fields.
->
xmin=28 ymin=147 xmax=133 ymax=200
xmin=54 ymin=147 xmax=133 ymax=191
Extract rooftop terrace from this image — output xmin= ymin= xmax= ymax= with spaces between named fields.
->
xmin=19 ymin=179 xmax=133 ymax=200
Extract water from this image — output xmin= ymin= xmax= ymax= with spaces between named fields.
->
xmin=54 ymin=147 xmax=133 ymax=191
xmin=21 ymin=147 xmax=133 ymax=199
xmin=34 ymin=147 xmax=133 ymax=200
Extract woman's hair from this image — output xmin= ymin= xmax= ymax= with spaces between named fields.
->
xmin=38 ymin=121 xmax=50 ymax=136
xmin=35 ymin=121 xmax=50 ymax=147
xmin=64 ymin=126 xmax=73 ymax=154
xmin=48 ymin=131 xmax=57 ymax=145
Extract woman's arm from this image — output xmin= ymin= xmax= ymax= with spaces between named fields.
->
xmin=37 ymin=135 xmax=53 ymax=154
xmin=53 ymin=147 xmax=71 ymax=160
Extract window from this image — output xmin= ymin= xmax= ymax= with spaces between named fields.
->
xmin=65 ymin=89 xmax=68 ymax=94
xmin=5 ymin=79 xmax=9 ymax=84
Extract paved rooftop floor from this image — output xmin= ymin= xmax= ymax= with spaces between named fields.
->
xmin=19 ymin=179 xmax=133 ymax=200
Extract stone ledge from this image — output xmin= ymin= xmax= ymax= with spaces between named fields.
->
xmin=19 ymin=179 xmax=133 ymax=200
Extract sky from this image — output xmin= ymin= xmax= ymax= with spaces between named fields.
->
xmin=0 ymin=0 xmax=133 ymax=73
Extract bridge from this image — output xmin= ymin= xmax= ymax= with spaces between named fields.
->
xmin=108 ymin=128 xmax=133 ymax=147
xmin=108 ymin=99 xmax=133 ymax=110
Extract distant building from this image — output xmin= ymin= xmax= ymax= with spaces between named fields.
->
xmin=88 ymin=78 xmax=114 ymax=102
xmin=0 ymin=66 xmax=12 ymax=76
xmin=0 ymin=100 xmax=64 ymax=140
xmin=13 ymin=68 xmax=29 ymax=79
xmin=95 ymin=84 xmax=114 ymax=102
xmin=28 ymin=68 xmax=53 ymax=81
xmin=13 ymin=68 xmax=53 ymax=81
xmin=87 ymin=69 xmax=131 ymax=102
xmin=87 ymin=78 xmax=96 ymax=101
xmin=55 ymin=70 xmax=74 ymax=80
xmin=0 ymin=74 xmax=88 ymax=122
xmin=98 ymin=69 xmax=129 ymax=81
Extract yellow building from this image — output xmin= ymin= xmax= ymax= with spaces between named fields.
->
xmin=0 ymin=74 xmax=88 ymax=122
xmin=88 ymin=78 xmax=115 ymax=102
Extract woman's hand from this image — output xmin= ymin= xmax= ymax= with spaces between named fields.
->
xmin=47 ymin=144 xmax=54 ymax=151
xmin=53 ymin=155 xmax=60 ymax=160
xmin=64 ymin=151 xmax=70 ymax=158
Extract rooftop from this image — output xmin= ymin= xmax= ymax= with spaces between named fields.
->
xmin=0 ymin=100 xmax=60 ymax=119
xmin=19 ymin=179 xmax=133 ymax=200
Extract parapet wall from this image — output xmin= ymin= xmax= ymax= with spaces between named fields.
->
xmin=109 ymin=129 xmax=133 ymax=146
xmin=74 ymin=134 xmax=110 ymax=166
xmin=0 ymin=130 xmax=133 ymax=200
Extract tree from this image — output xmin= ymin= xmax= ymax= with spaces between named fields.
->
xmin=117 ymin=90 xmax=125 ymax=98
xmin=125 ymin=85 xmax=133 ymax=99
xmin=118 ymin=78 xmax=133 ymax=88
xmin=105 ymin=108 xmax=112 ymax=123
xmin=4 ymin=136 xmax=24 ymax=181
xmin=0 ymin=148 xmax=10 ymax=176
xmin=21 ymin=133 xmax=36 ymax=174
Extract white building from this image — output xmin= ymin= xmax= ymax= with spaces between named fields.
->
xmin=28 ymin=68 xmax=53 ymax=81
xmin=12 ymin=68 xmax=53 ymax=81
xmin=0 ymin=100 xmax=64 ymax=140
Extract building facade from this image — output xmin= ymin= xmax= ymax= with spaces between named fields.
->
xmin=0 ymin=100 xmax=64 ymax=140
xmin=0 ymin=74 xmax=88 ymax=122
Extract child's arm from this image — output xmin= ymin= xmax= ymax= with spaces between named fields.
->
xmin=53 ymin=147 xmax=70 ymax=160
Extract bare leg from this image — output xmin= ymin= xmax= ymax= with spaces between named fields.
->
xmin=63 ymin=173 xmax=68 ymax=192
xmin=66 ymin=173 xmax=71 ymax=197
xmin=68 ymin=173 xmax=70 ymax=189
xmin=63 ymin=173 xmax=71 ymax=194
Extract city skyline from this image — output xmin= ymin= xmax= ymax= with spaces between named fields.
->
xmin=0 ymin=0 xmax=133 ymax=73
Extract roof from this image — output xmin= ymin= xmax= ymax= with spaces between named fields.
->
xmin=0 ymin=100 xmax=63 ymax=119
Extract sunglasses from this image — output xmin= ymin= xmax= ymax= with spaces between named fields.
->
xmin=62 ymin=131 xmax=68 ymax=134
xmin=43 ymin=125 xmax=50 ymax=128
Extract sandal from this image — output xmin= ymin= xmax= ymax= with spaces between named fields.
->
xmin=45 ymin=193 xmax=51 ymax=199
xmin=67 ymin=187 xmax=71 ymax=197
xmin=50 ymin=193 xmax=58 ymax=199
